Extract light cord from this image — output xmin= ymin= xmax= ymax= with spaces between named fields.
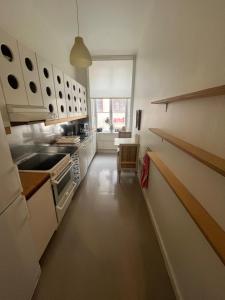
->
xmin=75 ymin=0 xmax=80 ymax=36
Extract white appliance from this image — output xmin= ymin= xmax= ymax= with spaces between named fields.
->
xmin=18 ymin=152 xmax=76 ymax=224
xmin=6 ymin=104 xmax=50 ymax=122
xmin=0 ymin=114 xmax=41 ymax=300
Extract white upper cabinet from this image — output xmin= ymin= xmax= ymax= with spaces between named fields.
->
xmin=0 ymin=29 xmax=28 ymax=105
xmin=71 ymin=78 xmax=78 ymax=117
xmin=76 ymin=83 xmax=87 ymax=116
xmin=74 ymin=81 xmax=81 ymax=116
xmin=77 ymin=82 xmax=83 ymax=116
xmin=36 ymin=56 xmax=58 ymax=119
xmin=52 ymin=67 xmax=67 ymax=119
xmin=63 ymin=74 xmax=73 ymax=117
xmin=82 ymin=86 xmax=87 ymax=115
xmin=18 ymin=43 xmax=43 ymax=107
xmin=0 ymin=82 xmax=9 ymax=126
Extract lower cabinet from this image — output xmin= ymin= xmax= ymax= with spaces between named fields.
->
xmin=78 ymin=143 xmax=88 ymax=181
xmin=96 ymin=132 xmax=118 ymax=151
xmin=78 ymin=133 xmax=97 ymax=181
xmin=27 ymin=180 xmax=57 ymax=260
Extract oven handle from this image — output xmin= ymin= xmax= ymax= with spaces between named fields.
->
xmin=57 ymin=182 xmax=77 ymax=210
xmin=51 ymin=163 xmax=73 ymax=185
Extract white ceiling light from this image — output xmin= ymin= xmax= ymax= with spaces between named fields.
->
xmin=70 ymin=0 xmax=92 ymax=68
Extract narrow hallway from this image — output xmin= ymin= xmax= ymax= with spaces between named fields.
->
xmin=33 ymin=154 xmax=175 ymax=300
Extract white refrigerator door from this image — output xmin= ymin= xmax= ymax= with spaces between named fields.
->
xmin=0 ymin=113 xmax=22 ymax=214
xmin=0 ymin=195 xmax=41 ymax=300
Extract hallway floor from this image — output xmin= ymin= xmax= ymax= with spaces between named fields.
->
xmin=32 ymin=154 xmax=175 ymax=300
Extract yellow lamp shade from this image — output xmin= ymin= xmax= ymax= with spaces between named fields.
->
xmin=70 ymin=36 xmax=92 ymax=68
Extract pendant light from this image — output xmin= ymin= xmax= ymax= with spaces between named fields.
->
xmin=70 ymin=0 xmax=92 ymax=68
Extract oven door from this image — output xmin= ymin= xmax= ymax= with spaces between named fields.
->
xmin=51 ymin=163 xmax=73 ymax=205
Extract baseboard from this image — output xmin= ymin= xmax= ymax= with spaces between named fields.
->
xmin=140 ymin=185 xmax=183 ymax=300
xmin=97 ymin=149 xmax=117 ymax=154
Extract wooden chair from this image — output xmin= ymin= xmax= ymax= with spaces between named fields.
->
xmin=118 ymin=131 xmax=132 ymax=138
xmin=117 ymin=143 xmax=139 ymax=182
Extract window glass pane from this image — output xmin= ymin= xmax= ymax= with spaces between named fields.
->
xmin=112 ymin=99 xmax=127 ymax=130
xmin=112 ymin=99 xmax=126 ymax=113
xmin=96 ymin=99 xmax=110 ymax=112
xmin=96 ymin=112 xmax=110 ymax=130
xmin=112 ymin=112 xmax=126 ymax=129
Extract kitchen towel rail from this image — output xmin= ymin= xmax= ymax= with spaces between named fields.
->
xmin=149 ymin=128 xmax=225 ymax=177
xmin=147 ymin=151 xmax=225 ymax=265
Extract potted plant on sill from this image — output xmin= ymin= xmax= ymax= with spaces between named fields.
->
xmin=105 ymin=117 xmax=114 ymax=132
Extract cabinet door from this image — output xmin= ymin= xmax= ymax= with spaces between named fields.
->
xmin=87 ymin=138 xmax=93 ymax=166
xmin=74 ymin=81 xmax=81 ymax=116
xmin=0 ymin=195 xmax=40 ymax=300
xmin=52 ymin=67 xmax=67 ymax=119
xmin=82 ymin=86 xmax=88 ymax=116
xmin=0 ymin=29 xmax=28 ymax=105
xmin=92 ymin=131 xmax=97 ymax=157
xmin=27 ymin=180 xmax=57 ymax=260
xmin=18 ymin=43 xmax=43 ymax=106
xmin=0 ymin=112 xmax=22 ymax=213
xmin=0 ymin=81 xmax=10 ymax=126
xmin=71 ymin=78 xmax=78 ymax=116
xmin=78 ymin=145 xmax=88 ymax=180
xmin=63 ymin=74 xmax=74 ymax=117
xmin=36 ymin=56 xmax=58 ymax=119
xmin=77 ymin=83 xmax=83 ymax=116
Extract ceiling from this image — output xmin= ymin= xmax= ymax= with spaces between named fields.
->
xmin=0 ymin=0 xmax=151 ymax=75
xmin=34 ymin=0 xmax=151 ymax=56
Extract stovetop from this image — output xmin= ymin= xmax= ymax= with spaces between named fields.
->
xmin=37 ymin=145 xmax=78 ymax=156
xmin=18 ymin=153 xmax=67 ymax=171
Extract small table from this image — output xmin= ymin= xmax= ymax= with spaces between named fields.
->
xmin=114 ymin=137 xmax=136 ymax=146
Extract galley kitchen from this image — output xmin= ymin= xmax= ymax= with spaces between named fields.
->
xmin=1 ymin=1 xmax=225 ymax=300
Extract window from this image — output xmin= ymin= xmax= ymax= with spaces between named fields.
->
xmin=112 ymin=99 xmax=126 ymax=130
xmin=96 ymin=99 xmax=110 ymax=130
xmin=89 ymin=58 xmax=134 ymax=131
xmin=95 ymin=98 xmax=129 ymax=131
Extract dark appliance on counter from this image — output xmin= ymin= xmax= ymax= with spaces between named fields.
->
xmin=60 ymin=123 xmax=78 ymax=136
xmin=78 ymin=122 xmax=89 ymax=138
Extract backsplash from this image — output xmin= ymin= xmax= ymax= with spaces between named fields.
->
xmin=7 ymin=122 xmax=63 ymax=146
xmin=7 ymin=119 xmax=88 ymax=161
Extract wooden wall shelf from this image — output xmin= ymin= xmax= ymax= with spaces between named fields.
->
xmin=45 ymin=115 xmax=88 ymax=126
xmin=149 ymin=128 xmax=225 ymax=177
xmin=147 ymin=151 xmax=225 ymax=265
xmin=151 ymin=85 xmax=225 ymax=104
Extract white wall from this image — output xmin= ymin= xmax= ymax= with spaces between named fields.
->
xmin=133 ymin=0 xmax=225 ymax=299
xmin=0 ymin=0 xmax=76 ymax=77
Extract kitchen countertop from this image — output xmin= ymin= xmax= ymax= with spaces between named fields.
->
xmin=19 ymin=172 xmax=50 ymax=200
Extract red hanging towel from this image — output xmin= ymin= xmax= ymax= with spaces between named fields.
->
xmin=141 ymin=153 xmax=150 ymax=188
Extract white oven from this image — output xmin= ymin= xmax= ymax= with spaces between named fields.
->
xmin=51 ymin=162 xmax=76 ymax=223
xmin=17 ymin=152 xmax=77 ymax=224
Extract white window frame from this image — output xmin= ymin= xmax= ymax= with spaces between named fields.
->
xmin=89 ymin=55 xmax=136 ymax=130
xmin=94 ymin=98 xmax=130 ymax=131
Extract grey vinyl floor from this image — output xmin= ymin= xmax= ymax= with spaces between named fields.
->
xmin=32 ymin=153 xmax=175 ymax=300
